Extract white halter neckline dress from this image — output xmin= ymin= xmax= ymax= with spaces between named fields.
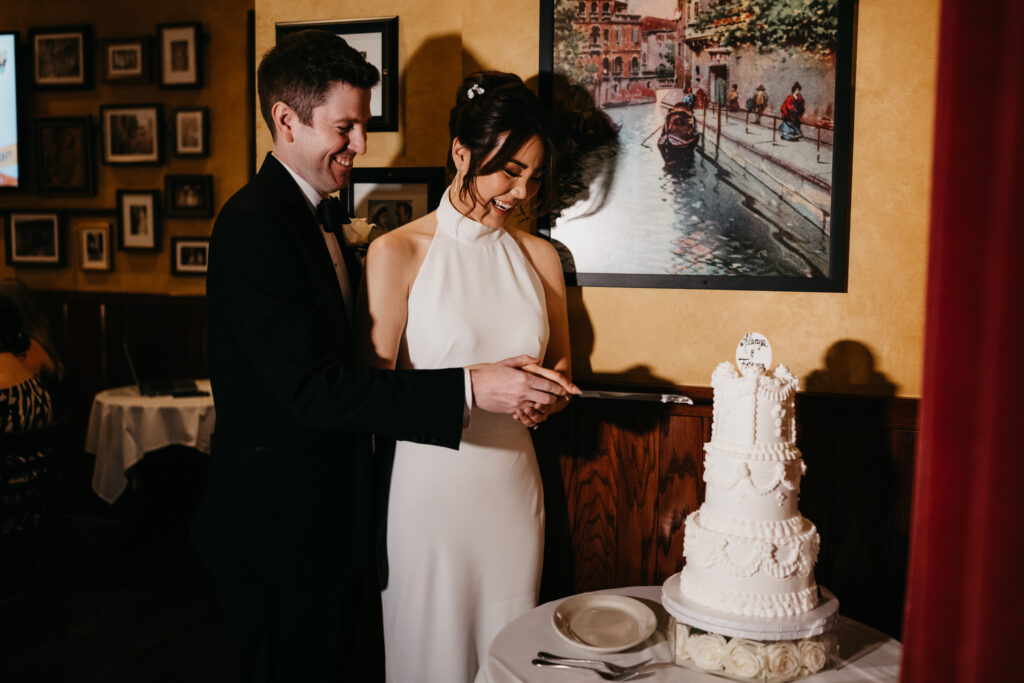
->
xmin=381 ymin=187 xmax=549 ymax=683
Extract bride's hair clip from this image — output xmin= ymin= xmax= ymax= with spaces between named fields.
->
xmin=467 ymin=83 xmax=485 ymax=99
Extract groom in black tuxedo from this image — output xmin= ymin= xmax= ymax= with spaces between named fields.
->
xmin=201 ymin=30 xmax=574 ymax=682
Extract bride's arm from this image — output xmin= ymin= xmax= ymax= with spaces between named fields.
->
xmin=518 ymin=233 xmax=573 ymax=425
xmin=357 ymin=231 xmax=416 ymax=370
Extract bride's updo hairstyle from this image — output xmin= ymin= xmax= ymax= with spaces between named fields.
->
xmin=448 ymin=71 xmax=557 ymax=216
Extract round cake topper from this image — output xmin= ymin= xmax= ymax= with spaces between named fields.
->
xmin=736 ymin=333 xmax=772 ymax=375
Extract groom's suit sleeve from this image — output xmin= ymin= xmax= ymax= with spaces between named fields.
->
xmin=208 ymin=195 xmax=464 ymax=449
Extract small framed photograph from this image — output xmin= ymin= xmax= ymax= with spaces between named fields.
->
xmin=171 ymin=237 xmax=210 ymax=276
xmin=4 ymin=211 xmax=65 ymax=266
xmin=341 ymin=167 xmax=445 ymax=231
xmin=101 ymin=37 xmax=149 ymax=83
xmin=30 ymin=25 xmax=92 ymax=89
xmin=165 ymin=174 xmax=213 ymax=218
xmin=157 ymin=22 xmax=202 ymax=88
xmin=276 ymin=17 xmax=398 ymax=132
xmin=78 ymin=216 xmax=114 ymax=271
xmin=172 ymin=107 xmax=209 ymax=157
xmin=116 ymin=189 xmax=160 ymax=251
xmin=100 ymin=104 xmax=163 ymax=164
xmin=33 ymin=116 xmax=95 ymax=195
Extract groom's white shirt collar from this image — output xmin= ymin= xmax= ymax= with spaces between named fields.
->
xmin=273 ymin=152 xmax=323 ymax=215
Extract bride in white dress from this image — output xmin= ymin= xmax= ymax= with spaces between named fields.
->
xmin=360 ymin=72 xmax=573 ymax=683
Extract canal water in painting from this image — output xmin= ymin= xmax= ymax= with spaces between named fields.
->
xmin=548 ymin=101 xmax=830 ymax=279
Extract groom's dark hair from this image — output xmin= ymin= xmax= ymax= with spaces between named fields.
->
xmin=258 ymin=29 xmax=380 ymax=140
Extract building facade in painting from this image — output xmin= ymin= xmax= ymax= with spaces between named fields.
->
xmin=564 ymin=1 xmax=680 ymax=107
xmin=678 ymin=0 xmax=838 ymax=125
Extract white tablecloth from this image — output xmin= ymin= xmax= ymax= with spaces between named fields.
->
xmin=84 ymin=381 xmax=215 ymax=503
xmin=481 ymin=586 xmax=901 ymax=682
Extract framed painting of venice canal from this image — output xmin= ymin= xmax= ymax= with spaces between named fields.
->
xmin=539 ymin=0 xmax=854 ymax=291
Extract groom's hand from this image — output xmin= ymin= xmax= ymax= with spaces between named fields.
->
xmin=468 ymin=355 xmax=579 ymax=416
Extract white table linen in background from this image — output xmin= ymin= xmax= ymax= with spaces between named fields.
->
xmin=85 ymin=380 xmax=215 ymax=503
xmin=480 ymin=585 xmax=901 ymax=683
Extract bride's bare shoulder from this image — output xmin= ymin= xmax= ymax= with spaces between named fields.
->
xmin=365 ymin=212 xmax=437 ymax=271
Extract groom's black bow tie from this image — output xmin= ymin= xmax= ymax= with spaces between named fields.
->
xmin=316 ymin=196 xmax=349 ymax=234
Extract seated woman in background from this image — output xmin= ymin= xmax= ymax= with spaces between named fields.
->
xmin=0 ymin=278 xmax=63 ymax=396
xmin=0 ymin=295 xmax=54 ymax=433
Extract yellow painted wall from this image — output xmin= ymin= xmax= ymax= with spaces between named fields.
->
xmin=256 ymin=0 xmax=938 ymax=398
xmin=0 ymin=0 xmax=253 ymax=295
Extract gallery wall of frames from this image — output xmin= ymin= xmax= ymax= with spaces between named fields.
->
xmin=0 ymin=2 xmax=254 ymax=295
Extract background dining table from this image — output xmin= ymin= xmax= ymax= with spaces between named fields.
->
xmin=480 ymin=585 xmax=902 ymax=682
xmin=84 ymin=380 xmax=215 ymax=504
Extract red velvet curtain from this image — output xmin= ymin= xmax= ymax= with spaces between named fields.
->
xmin=900 ymin=1 xmax=1024 ymax=681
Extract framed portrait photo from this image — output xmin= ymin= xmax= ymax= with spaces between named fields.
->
xmin=29 ymin=25 xmax=92 ymax=89
xmin=170 ymin=237 xmax=210 ymax=276
xmin=165 ymin=174 xmax=213 ymax=218
xmin=100 ymin=104 xmax=162 ymax=164
xmin=77 ymin=215 xmax=114 ymax=271
xmin=33 ymin=116 xmax=95 ymax=195
xmin=539 ymin=0 xmax=854 ymax=292
xmin=172 ymin=107 xmax=209 ymax=157
xmin=341 ymin=167 xmax=445 ymax=233
xmin=157 ymin=22 xmax=202 ymax=88
xmin=4 ymin=211 xmax=65 ymax=267
xmin=276 ymin=17 xmax=398 ymax=132
xmin=101 ymin=37 xmax=149 ymax=83
xmin=116 ymin=189 xmax=160 ymax=251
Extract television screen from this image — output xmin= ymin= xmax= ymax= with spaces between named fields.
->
xmin=0 ymin=32 xmax=20 ymax=188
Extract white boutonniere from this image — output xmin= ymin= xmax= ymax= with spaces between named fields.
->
xmin=341 ymin=217 xmax=386 ymax=258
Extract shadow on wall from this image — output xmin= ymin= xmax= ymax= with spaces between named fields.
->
xmin=800 ymin=339 xmax=910 ymax=638
xmin=525 ymin=71 xmax=622 ymax=280
xmin=805 ymin=339 xmax=897 ymax=396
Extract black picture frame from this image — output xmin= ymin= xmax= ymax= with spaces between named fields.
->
xmin=539 ymin=0 xmax=854 ymax=292
xmin=100 ymin=104 xmax=163 ymax=165
xmin=29 ymin=25 xmax=92 ymax=89
xmin=172 ymin=107 xmax=209 ymax=157
xmin=4 ymin=210 xmax=65 ymax=267
xmin=157 ymin=22 xmax=203 ymax=88
xmin=165 ymin=174 xmax=213 ymax=218
xmin=33 ymin=116 xmax=95 ymax=195
xmin=116 ymin=189 xmax=160 ymax=251
xmin=170 ymin=237 xmax=209 ymax=276
xmin=101 ymin=37 xmax=150 ymax=83
xmin=276 ymin=17 xmax=398 ymax=132
xmin=340 ymin=167 xmax=446 ymax=231
xmin=76 ymin=212 xmax=115 ymax=272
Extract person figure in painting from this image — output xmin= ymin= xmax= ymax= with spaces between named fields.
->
xmin=780 ymin=81 xmax=806 ymax=141
xmin=681 ymin=87 xmax=696 ymax=111
xmin=201 ymin=31 xmax=576 ymax=683
xmin=727 ymin=83 xmax=740 ymax=112
xmin=694 ymin=77 xmax=708 ymax=109
xmin=752 ymin=84 xmax=768 ymax=125
xmin=361 ymin=71 xmax=573 ymax=683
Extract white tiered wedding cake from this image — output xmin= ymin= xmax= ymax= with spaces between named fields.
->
xmin=662 ymin=334 xmax=839 ymax=681
xmin=679 ymin=352 xmax=820 ymax=617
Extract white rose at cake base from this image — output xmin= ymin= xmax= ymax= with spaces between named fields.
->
xmin=662 ymin=334 xmax=840 ymax=681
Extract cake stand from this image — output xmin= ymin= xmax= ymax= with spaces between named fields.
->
xmin=661 ymin=572 xmax=839 ymax=641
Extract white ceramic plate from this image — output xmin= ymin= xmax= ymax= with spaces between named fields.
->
xmin=551 ymin=593 xmax=658 ymax=654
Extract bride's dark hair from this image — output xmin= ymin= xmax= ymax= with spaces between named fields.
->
xmin=447 ymin=71 xmax=557 ymax=215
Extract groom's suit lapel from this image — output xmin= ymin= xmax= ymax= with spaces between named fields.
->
xmin=259 ymin=154 xmax=355 ymax=345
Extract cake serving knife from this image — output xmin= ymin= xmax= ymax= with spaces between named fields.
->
xmin=577 ymin=390 xmax=693 ymax=404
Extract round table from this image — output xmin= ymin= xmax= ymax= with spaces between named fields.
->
xmin=84 ymin=381 xmax=215 ymax=503
xmin=480 ymin=586 xmax=901 ymax=682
